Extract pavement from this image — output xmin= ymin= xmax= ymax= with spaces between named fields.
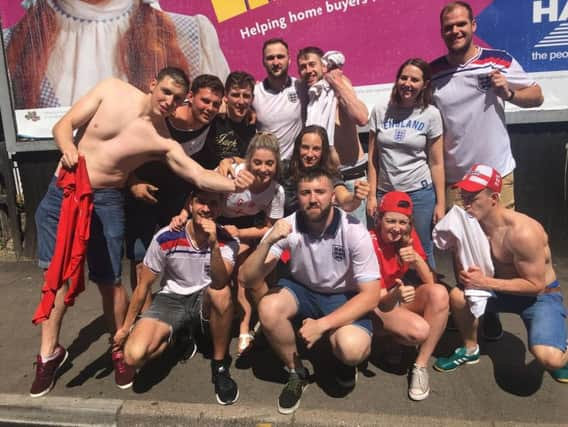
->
xmin=0 ymin=251 xmax=567 ymax=426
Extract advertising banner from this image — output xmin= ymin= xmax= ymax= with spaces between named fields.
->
xmin=0 ymin=0 xmax=566 ymax=151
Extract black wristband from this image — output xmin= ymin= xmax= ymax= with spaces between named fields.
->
xmin=506 ymin=89 xmax=515 ymax=102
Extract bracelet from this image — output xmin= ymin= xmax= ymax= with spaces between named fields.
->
xmin=506 ymin=89 xmax=515 ymax=102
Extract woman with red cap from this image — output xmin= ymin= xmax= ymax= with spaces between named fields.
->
xmin=370 ymin=191 xmax=449 ymax=402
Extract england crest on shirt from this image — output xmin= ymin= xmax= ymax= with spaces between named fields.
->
xmin=204 ymin=263 xmax=211 ymax=276
xmin=477 ymin=73 xmax=492 ymax=91
xmin=287 ymin=90 xmax=298 ymax=103
xmin=394 ymin=128 xmax=406 ymax=142
xmin=332 ymin=244 xmax=345 ymax=261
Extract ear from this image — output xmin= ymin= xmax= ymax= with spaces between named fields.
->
xmin=472 ymin=18 xmax=477 ymax=33
xmin=186 ymin=91 xmax=194 ymax=106
xmin=149 ymin=79 xmax=158 ymax=92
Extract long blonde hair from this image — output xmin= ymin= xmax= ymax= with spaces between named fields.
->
xmin=245 ymin=132 xmax=282 ymax=182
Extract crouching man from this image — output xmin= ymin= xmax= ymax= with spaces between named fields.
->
xmin=114 ymin=189 xmax=240 ymax=404
xmin=240 ymin=168 xmax=381 ymax=414
xmin=434 ymin=164 xmax=568 ymax=383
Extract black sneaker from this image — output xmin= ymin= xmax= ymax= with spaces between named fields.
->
xmin=335 ymin=362 xmax=357 ymax=389
xmin=278 ymin=368 xmax=309 ymax=415
xmin=482 ymin=312 xmax=503 ymax=341
xmin=176 ymin=332 xmax=198 ymax=363
xmin=211 ymin=359 xmax=239 ymax=405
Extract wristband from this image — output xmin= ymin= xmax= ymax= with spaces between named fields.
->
xmin=506 ymin=89 xmax=515 ymax=102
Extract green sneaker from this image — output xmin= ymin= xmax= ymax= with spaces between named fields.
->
xmin=277 ymin=368 xmax=309 ymax=415
xmin=550 ymin=364 xmax=568 ymax=383
xmin=434 ymin=346 xmax=480 ymax=372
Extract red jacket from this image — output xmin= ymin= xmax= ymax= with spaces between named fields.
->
xmin=33 ymin=157 xmax=93 ymax=324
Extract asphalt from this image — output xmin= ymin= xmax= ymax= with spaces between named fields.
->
xmin=0 ymin=250 xmax=567 ymax=426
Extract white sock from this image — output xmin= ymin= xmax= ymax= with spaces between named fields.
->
xmin=465 ymin=345 xmax=479 ymax=356
xmin=41 ymin=347 xmax=62 ymax=363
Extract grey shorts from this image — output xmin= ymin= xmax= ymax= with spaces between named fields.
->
xmin=140 ymin=290 xmax=204 ymax=338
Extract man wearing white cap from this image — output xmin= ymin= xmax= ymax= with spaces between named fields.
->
xmin=433 ymin=164 xmax=568 ymax=383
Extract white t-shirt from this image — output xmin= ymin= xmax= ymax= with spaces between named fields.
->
xmin=431 ymin=47 xmax=536 ymax=183
xmin=268 ymin=209 xmax=381 ymax=293
xmin=143 ymin=226 xmax=238 ymax=296
xmin=369 ymin=103 xmax=442 ymax=192
xmin=253 ymin=77 xmax=303 ymax=160
xmin=221 ymin=164 xmax=285 ymax=219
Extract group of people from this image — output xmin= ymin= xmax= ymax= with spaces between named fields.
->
xmin=28 ymin=0 xmax=567 ymax=416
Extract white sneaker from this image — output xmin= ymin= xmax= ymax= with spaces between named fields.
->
xmin=408 ymin=364 xmax=430 ymax=401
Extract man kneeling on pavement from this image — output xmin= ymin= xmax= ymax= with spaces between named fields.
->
xmin=240 ymin=168 xmax=382 ymax=414
xmin=434 ymin=164 xmax=568 ymax=383
xmin=114 ymin=189 xmax=240 ymax=405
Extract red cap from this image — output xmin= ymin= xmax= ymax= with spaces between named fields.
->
xmin=453 ymin=164 xmax=502 ymax=193
xmin=379 ymin=191 xmax=413 ymax=216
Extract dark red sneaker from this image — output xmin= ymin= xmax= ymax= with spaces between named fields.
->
xmin=29 ymin=345 xmax=68 ymax=398
xmin=111 ymin=350 xmax=135 ymax=389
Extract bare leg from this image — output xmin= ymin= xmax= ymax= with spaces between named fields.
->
xmin=411 ymin=284 xmax=449 ymax=367
xmin=97 ymin=282 xmax=129 ymax=350
xmin=40 ymin=283 xmax=69 ymax=357
xmin=330 ymin=325 xmax=371 ymax=366
xmin=123 ymin=318 xmax=171 ymax=368
xmin=258 ymin=288 xmax=300 ymax=369
xmin=207 ymin=286 xmax=234 ymax=361
xmin=531 ymin=345 xmax=568 ymax=371
xmin=449 ymin=287 xmax=478 ymax=350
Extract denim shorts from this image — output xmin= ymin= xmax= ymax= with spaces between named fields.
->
xmin=279 ymin=277 xmax=372 ymax=335
xmin=141 ymin=290 xmax=203 ymax=338
xmin=486 ymin=282 xmax=567 ymax=351
xmin=36 ymin=176 xmax=125 ymax=284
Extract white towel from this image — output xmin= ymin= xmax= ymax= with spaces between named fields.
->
xmin=305 ymin=80 xmax=338 ymax=146
xmin=433 ymin=206 xmax=495 ymax=318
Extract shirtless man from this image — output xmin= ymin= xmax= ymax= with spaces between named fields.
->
xmin=433 ymin=164 xmax=568 ymax=383
xmin=30 ymin=67 xmax=253 ymax=398
xmin=296 ymin=47 xmax=369 ymax=225
xmin=125 ymin=75 xmax=226 ymax=297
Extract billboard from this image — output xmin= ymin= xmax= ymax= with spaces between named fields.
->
xmin=0 ymin=0 xmax=566 ymax=151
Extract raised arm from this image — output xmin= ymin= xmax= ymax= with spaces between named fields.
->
xmin=325 ymin=69 xmax=368 ymax=126
xmin=240 ymin=219 xmax=291 ymax=285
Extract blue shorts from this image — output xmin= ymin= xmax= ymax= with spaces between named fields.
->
xmin=36 ymin=176 xmax=125 ymax=284
xmin=279 ymin=278 xmax=372 ymax=335
xmin=486 ymin=281 xmax=567 ymax=351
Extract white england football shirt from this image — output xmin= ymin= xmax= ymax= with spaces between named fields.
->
xmin=431 ymin=48 xmax=536 ymax=183
xmin=268 ymin=209 xmax=381 ymax=293
xmin=144 ymin=226 xmax=238 ymax=296
xmin=253 ymin=77 xmax=303 ymax=160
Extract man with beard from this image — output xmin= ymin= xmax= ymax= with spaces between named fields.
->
xmin=253 ymin=38 xmax=303 ymax=162
xmin=430 ymin=1 xmax=543 ymax=340
xmin=240 ymin=168 xmax=381 ymax=414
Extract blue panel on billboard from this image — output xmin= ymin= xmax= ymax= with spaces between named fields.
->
xmin=477 ymin=0 xmax=568 ymax=72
